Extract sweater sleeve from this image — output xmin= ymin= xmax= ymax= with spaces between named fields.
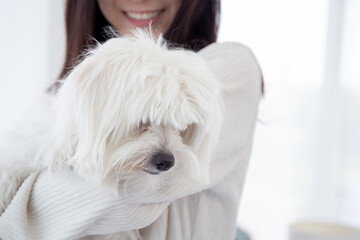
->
xmin=0 ymin=42 xmax=262 ymax=240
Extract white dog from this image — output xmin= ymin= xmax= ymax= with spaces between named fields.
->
xmin=0 ymin=29 xmax=223 ymax=217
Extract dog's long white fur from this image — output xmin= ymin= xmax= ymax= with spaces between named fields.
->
xmin=0 ymin=29 xmax=223 ymax=215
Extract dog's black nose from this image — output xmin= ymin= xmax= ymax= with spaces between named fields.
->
xmin=151 ymin=152 xmax=175 ymax=171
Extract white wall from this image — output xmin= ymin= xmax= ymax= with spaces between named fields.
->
xmin=0 ymin=0 xmax=65 ymax=129
xmin=0 ymin=0 xmax=49 ymax=128
xmin=336 ymin=0 xmax=360 ymax=227
xmin=219 ymin=0 xmax=360 ymax=239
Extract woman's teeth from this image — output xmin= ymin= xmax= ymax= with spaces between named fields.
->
xmin=126 ymin=11 xmax=161 ymax=20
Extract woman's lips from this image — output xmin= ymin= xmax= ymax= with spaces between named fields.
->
xmin=125 ymin=10 xmax=162 ymax=28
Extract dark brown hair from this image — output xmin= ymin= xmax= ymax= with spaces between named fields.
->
xmin=56 ymin=0 xmax=221 ymax=83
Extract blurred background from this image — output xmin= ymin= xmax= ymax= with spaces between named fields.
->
xmin=0 ymin=0 xmax=359 ymax=239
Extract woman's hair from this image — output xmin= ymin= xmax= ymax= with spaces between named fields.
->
xmin=57 ymin=0 xmax=221 ymax=82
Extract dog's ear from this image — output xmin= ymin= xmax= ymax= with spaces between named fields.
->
xmin=176 ymin=60 xmax=224 ymax=185
xmin=51 ymin=46 xmax=126 ymax=180
xmin=184 ymin=100 xmax=223 ymax=185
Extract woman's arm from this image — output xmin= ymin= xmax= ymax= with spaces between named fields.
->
xmin=191 ymin=42 xmax=262 ymax=240
xmin=0 ymin=170 xmax=170 ymax=239
xmin=138 ymin=42 xmax=263 ymax=240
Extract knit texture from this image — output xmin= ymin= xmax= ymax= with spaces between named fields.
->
xmin=0 ymin=42 xmax=262 ymax=240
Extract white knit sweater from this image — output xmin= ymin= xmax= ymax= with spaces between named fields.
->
xmin=0 ymin=42 xmax=262 ymax=240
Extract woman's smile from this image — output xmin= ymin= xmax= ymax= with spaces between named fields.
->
xmin=124 ymin=10 xmax=164 ymax=27
xmin=97 ymin=0 xmax=182 ymax=35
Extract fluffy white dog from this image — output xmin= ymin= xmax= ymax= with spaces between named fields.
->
xmin=0 ymin=29 xmax=223 ymax=216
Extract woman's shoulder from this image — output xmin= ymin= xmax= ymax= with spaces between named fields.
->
xmin=198 ymin=41 xmax=263 ymax=93
xmin=198 ymin=41 xmax=259 ymax=66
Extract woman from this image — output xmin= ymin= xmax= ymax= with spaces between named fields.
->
xmin=0 ymin=0 xmax=262 ymax=239
xmin=55 ymin=0 xmax=221 ymax=86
